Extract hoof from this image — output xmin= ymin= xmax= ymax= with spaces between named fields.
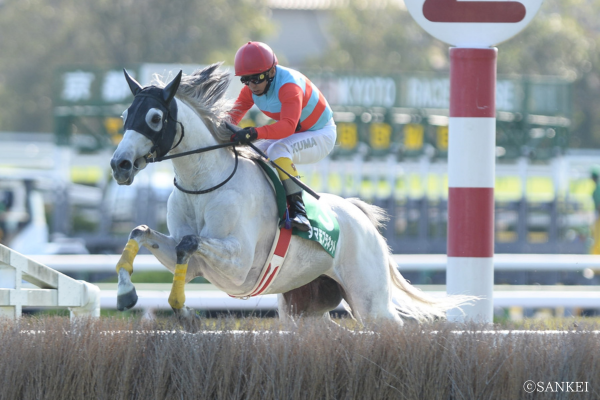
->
xmin=117 ymin=288 xmax=138 ymax=311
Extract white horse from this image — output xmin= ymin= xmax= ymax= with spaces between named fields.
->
xmin=110 ymin=63 xmax=469 ymax=326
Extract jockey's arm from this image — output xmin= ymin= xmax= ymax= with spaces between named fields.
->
xmin=228 ymin=86 xmax=254 ymax=125
xmin=255 ymin=83 xmax=302 ymax=140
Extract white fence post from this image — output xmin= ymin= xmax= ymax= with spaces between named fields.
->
xmin=0 ymin=244 xmax=101 ymax=319
xmin=0 ymin=260 xmax=19 ymax=318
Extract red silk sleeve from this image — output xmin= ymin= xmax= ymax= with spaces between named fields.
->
xmin=255 ymin=83 xmax=303 ymax=140
xmin=228 ymin=86 xmax=254 ymax=125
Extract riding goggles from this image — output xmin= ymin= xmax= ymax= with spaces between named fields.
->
xmin=240 ymin=72 xmax=268 ymax=85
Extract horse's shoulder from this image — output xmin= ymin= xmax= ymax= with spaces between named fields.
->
xmin=238 ymin=155 xmax=275 ymax=185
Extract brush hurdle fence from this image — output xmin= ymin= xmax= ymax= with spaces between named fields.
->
xmin=0 ymin=244 xmax=100 ymax=319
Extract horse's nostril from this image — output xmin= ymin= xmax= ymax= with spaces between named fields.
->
xmin=119 ymin=160 xmax=133 ymax=171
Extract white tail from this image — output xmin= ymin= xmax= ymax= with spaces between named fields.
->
xmin=346 ymin=197 xmax=476 ymax=321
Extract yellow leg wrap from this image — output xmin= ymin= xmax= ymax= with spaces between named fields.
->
xmin=273 ymin=157 xmax=298 ymax=181
xmin=116 ymin=239 xmax=139 ymax=275
xmin=168 ymin=263 xmax=188 ymax=309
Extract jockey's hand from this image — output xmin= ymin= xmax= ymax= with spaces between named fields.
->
xmin=230 ymin=127 xmax=258 ymax=144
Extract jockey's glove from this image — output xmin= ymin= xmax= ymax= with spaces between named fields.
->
xmin=230 ymin=127 xmax=258 ymax=144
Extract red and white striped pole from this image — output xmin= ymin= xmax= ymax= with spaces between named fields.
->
xmin=404 ymin=0 xmax=543 ymax=324
xmin=446 ymin=48 xmax=497 ymax=323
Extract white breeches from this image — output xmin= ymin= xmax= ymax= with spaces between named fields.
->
xmin=254 ymin=118 xmax=337 ymax=164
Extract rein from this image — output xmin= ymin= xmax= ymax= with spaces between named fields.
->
xmin=145 ymin=141 xmax=237 ymax=163
xmin=144 ymin=132 xmax=240 ymax=195
xmin=173 ymin=146 xmax=239 ymax=195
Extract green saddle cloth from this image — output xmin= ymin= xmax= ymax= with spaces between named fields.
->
xmin=256 ymin=159 xmax=339 ymax=258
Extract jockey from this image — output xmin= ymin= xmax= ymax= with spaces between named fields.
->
xmin=228 ymin=41 xmax=336 ymax=232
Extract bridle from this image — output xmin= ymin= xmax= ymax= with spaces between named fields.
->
xmin=130 ymin=91 xmax=240 ymax=195
xmin=122 ymin=70 xmax=241 ymax=195
xmin=132 ymin=92 xmax=186 ymax=158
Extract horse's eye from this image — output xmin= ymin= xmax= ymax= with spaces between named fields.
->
xmin=145 ymin=108 xmax=164 ymax=131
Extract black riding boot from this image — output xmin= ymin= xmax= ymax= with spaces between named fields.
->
xmin=286 ymin=192 xmax=311 ymax=232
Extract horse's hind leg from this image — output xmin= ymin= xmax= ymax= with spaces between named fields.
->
xmin=278 ymin=275 xmax=344 ymax=323
xmin=334 ymin=249 xmax=404 ymax=327
xmin=116 ymin=225 xmax=177 ymax=311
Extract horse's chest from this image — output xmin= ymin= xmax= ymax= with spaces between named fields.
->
xmin=187 ymin=210 xmax=206 ymax=233
xmin=176 ymin=200 xmax=206 ymax=234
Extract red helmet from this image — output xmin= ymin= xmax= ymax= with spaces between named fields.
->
xmin=234 ymin=42 xmax=278 ymax=76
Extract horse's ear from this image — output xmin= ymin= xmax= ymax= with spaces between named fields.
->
xmin=163 ymin=70 xmax=182 ymax=105
xmin=123 ymin=69 xmax=142 ymax=96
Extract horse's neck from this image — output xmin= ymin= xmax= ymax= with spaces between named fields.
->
xmin=169 ymin=100 xmax=233 ymax=189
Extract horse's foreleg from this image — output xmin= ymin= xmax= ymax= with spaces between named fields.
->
xmin=116 ymin=238 xmax=140 ymax=311
xmin=168 ymin=235 xmax=200 ymax=313
xmin=116 ymin=225 xmax=178 ymax=311
xmin=167 ymin=234 xmax=246 ymax=315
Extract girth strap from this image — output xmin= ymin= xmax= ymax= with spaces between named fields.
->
xmin=228 ymin=226 xmax=292 ymax=299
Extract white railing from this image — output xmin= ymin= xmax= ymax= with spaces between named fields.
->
xmin=93 ymin=283 xmax=600 ymax=311
xmin=27 ymin=253 xmax=600 ymax=312
xmin=32 ymin=253 xmax=600 ymax=273
xmin=0 ymin=244 xmax=101 ymax=319
xmin=391 ymin=253 xmax=600 ymax=272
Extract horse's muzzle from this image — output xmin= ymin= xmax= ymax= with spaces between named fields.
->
xmin=110 ymin=155 xmax=135 ymax=185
